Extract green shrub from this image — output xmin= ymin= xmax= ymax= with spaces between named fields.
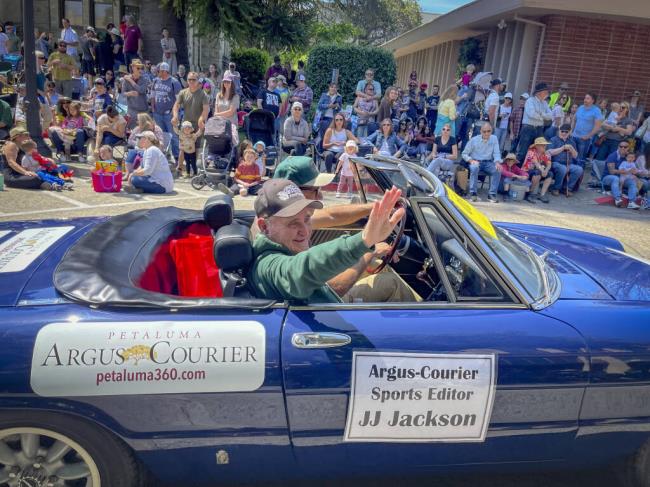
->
xmin=230 ymin=47 xmax=270 ymax=86
xmin=305 ymin=43 xmax=396 ymax=106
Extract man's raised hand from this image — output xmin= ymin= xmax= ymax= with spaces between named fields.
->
xmin=361 ymin=186 xmax=405 ymax=248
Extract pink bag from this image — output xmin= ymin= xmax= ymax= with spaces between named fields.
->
xmin=91 ymin=170 xmax=123 ymax=193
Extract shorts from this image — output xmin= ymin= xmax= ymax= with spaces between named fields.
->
xmin=528 ymin=168 xmax=552 ymax=180
xmin=81 ymin=59 xmax=95 ymax=76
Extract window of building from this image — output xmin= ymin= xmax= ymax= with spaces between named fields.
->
xmin=64 ymin=0 xmax=83 ymax=27
xmin=94 ymin=1 xmax=114 ymax=30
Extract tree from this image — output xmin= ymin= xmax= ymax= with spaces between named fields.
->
xmin=230 ymin=47 xmax=270 ymax=85
xmin=458 ymin=37 xmax=485 ymax=74
xmin=325 ymin=0 xmax=422 ymax=45
xmin=253 ymin=0 xmax=316 ymax=53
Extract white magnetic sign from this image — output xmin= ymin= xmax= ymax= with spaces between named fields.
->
xmin=0 ymin=226 xmax=74 ymax=273
xmin=344 ymin=351 xmax=496 ymax=442
xmin=31 ymin=321 xmax=266 ymax=396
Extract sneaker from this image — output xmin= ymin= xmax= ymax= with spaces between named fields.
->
xmin=124 ymin=185 xmax=144 ymax=194
xmin=335 ymin=192 xmax=342 ymax=198
xmin=538 ymin=193 xmax=550 ymax=203
xmin=470 ymin=193 xmax=478 ymax=202
xmin=487 ymin=194 xmax=499 ymax=203
xmin=627 ymin=201 xmax=640 ymax=210
xmin=524 ymin=193 xmax=537 ymax=204
xmin=217 ymin=183 xmax=234 ymax=197
xmin=63 ymin=183 xmax=74 ymax=191
xmin=40 ymin=182 xmax=52 ymax=190
xmin=51 ymin=183 xmax=63 ymax=191
xmin=614 ymin=198 xmax=623 ymax=207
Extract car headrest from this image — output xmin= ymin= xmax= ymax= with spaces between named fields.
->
xmin=203 ymin=194 xmax=234 ymax=232
xmin=213 ymin=222 xmax=253 ymax=273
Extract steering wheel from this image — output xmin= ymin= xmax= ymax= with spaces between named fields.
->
xmin=366 ymin=198 xmax=407 ymax=275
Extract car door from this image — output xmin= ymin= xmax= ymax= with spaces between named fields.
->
xmin=281 ymin=198 xmax=589 ymax=476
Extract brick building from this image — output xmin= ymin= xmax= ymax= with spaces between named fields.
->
xmin=0 ymin=0 xmax=229 ymax=71
xmin=382 ymin=0 xmax=650 ymax=109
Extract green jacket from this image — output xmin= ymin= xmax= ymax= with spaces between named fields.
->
xmin=248 ymin=232 xmax=369 ymax=303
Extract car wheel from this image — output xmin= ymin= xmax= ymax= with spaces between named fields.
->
xmin=191 ymin=175 xmax=206 ymax=190
xmin=620 ymin=440 xmax=650 ymax=487
xmin=0 ymin=411 xmax=145 ymax=487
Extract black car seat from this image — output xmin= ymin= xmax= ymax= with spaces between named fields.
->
xmin=213 ymin=222 xmax=254 ymax=297
xmin=203 ymin=193 xmax=234 ymax=233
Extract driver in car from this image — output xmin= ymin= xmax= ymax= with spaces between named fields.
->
xmin=248 ymin=179 xmax=417 ymax=303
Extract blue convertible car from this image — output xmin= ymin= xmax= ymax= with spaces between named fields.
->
xmin=0 ymin=156 xmax=649 ymax=487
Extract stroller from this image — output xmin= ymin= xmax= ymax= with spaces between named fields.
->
xmin=191 ymin=116 xmax=234 ymax=190
xmin=246 ymin=110 xmax=278 ymax=175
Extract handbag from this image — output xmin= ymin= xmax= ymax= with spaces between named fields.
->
xmin=635 ymin=118 xmax=649 ymax=139
xmin=91 ymin=170 xmax=123 ymax=193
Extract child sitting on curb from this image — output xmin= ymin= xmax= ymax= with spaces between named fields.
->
xmin=218 ymin=148 xmax=261 ymax=197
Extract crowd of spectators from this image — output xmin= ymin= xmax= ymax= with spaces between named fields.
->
xmin=1 ymin=17 xmax=649 ymax=208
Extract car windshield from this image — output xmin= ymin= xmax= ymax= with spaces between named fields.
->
xmin=443 ymin=188 xmax=546 ymax=302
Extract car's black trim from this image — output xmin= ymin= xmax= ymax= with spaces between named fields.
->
xmin=54 ymin=207 xmax=275 ymax=309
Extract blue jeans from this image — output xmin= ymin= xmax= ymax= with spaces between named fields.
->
xmin=602 ymin=174 xmax=637 ymax=201
xmin=50 ymin=129 xmax=87 ymax=154
xmin=468 ymin=160 xmax=501 ymax=196
xmin=495 ymin=127 xmax=508 ymax=150
xmin=573 ymin=136 xmax=591 ymax=165
xmin=551 ymin=161 xmax=584 ymax=191
xmin=153 ymin=112 xmax=179 ymax=158
xmin=101 ymin=132 xmax=124 ymax=146
xmin=131 ymin=175 xmax=166 ymax=193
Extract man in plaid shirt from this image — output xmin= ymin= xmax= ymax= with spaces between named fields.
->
xmin=509 ymin=93 xmax=529 ymax=153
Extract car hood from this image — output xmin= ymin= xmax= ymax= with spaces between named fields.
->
xmin=497 ymin=222 xmax=650 ymax=302
xmin=0 ymin=218 xmax=103 ymax=306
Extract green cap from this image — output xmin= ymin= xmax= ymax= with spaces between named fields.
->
xmin=273 ymin=156 xmax=335 ymax=187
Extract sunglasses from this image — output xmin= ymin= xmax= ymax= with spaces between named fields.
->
xmin=293 ymin=108 xmax=302 ymax=111
xmin=560 ymin=130 xmax=569 ymax=133
xmin=442 ymin=127 xmax=450 ymax=131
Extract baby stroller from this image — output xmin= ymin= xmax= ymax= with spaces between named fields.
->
xmin=246 ymin=110 xmax=278 ymax=175
xmin=191 ymin=116 xmax=234 ymax=190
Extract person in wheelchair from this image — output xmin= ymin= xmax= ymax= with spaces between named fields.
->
xmin=248 ymin=179 xmax=420 ymax=304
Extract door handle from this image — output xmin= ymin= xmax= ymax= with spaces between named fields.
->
xmin=291 ymin=332 xmax=351 ymax=349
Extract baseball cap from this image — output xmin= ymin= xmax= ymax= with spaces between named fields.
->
xmin=110 ymin=27 xmax=121 ymax=36
xmin=297 ymin=74 xmax=306 ymax=82
xmin=181 ymin=121 xmax=193 ymax=129
xmin=559 ymin=123 xmax=572 ymax=131
xmin=135 ymin=130 xmax=159 ymax=143
xmin=504 ymin=92 xmax=513 ymax=99
xmin=504 ymin=153 xmax=517 ymax=161
xmin=345 ymin=140 xmax=358 ymax=149
xmin=158 ymin=62 xmax=170 ymax=72
xmin=273 ymin=156 xmax=335 ymax=188
xmin=490 ymin=78 xmax=502 ymax=86
xmin=633 ymin=90 xmax=642 ymax=97
xmin=291 ymin=101 xmax=303 ymax=110
xmin=520 ymin=92 xmax=530 ymax=100
xmin=255 ymin=179 xmax=323 ymax=218
xmin=86 ymin=26 xmax=96 ymax=33
xmin=94 ymin=77 xmax=105 ymax=85
xmin=222 ymin=73 xmax=234 ymax=82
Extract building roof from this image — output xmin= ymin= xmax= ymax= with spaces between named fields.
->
xmin=384 ymin=0 xmax=650 ymax=57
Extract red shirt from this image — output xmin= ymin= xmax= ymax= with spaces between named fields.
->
xmin=124 ymin=25 xmax=142 ymax=53
xmin=522 ymin=149 xmax=551 ymax=172
xmin=235 ymin=162 xmax=261 ymax=184
xmin=497 ymin=162 xmax=528 ymax=179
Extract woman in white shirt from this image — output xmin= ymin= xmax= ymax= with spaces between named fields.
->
xmin=495 ymin=93 xmax=513 ymax=150
xmin=126 ymin=131 xmax=174 ymax=194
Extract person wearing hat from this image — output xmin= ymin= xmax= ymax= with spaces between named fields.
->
xmin=290 ymin=74 xmax=313 ymax=113
xmin=461 ymin=123 xmax=502 ymax=202
xmin=547 ymin=123 xmax=582 ymax=196
xmin=265 ymin=55 xmax=288 ymax=81
xmin=549 ymin=82 xmax=572 ymax=113
xmin=109 ymin=28 xmax=125 ymax=72
xmin=256 ymin=77 xmax=281 ymax=118
xmin=274 ymin=74 xmax=290 ymax=119
xmin=80 ymin=27 xmax=98 ymax=84
xmin=485 ymin=78 xmax=503 ymax=128
xmin=1 ymin=129 xmax=46 ymax=190
xmin=497 ymin=153 xmax=530 ymax=201
xmin=151 ymin=62 xmax=182 ymax=160
xmin=214 ymin=72 xmax=240 ymax=145
xmin=282 ymin=102 xmax=310 ymax=156
xmin=248 ymin=182 xmax=409 ymax=303
xmin=495 ymin=92 xmax=513 ymax=150
xmin=516 ymin=82 xmax=553 ymax=163
xmin=90 ymin=77 xmax=112 ymax=117
xmin=126 ymin=131 xmax=174 ymax=194
xmin=224 ymin=62 xmax=242 ymax=95
xmin=629 ymin=90 xmax=645 ymax=126
xmin=47 ymin=40 xmax=76 ymax=95
xmin=522 ymin=137 xmax=553 ymax=203
xmin=121 ymin=59 xmax=149 ymax=129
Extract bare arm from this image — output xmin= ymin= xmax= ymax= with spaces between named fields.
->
xmin=311 ymin=203 xmax=373 ymax=229
xmin=327 ymin=242 xmax=391 ymax=297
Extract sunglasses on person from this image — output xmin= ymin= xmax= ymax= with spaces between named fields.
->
xmin=560 ymin=130 xmax=569 ymax=133
xmin=442 ymin=127 xmax=450 ymax=132
xmin=187 ymin=77 xmax=199 ymax=82
xmin=293 ymin=108 xmax=302 ymax=111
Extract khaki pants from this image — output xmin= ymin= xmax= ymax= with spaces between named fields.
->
xmin=343 ymin=270 xmax=421 ymax=303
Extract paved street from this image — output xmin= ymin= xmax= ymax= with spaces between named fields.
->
xmin=1 ymin=162 xmax=649 ymax=260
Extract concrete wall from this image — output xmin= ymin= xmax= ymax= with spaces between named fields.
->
xmin=537 ymin=14 xmax=650 ymax=109
xmin=395 ymin=40 xmax=461 ymax=91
